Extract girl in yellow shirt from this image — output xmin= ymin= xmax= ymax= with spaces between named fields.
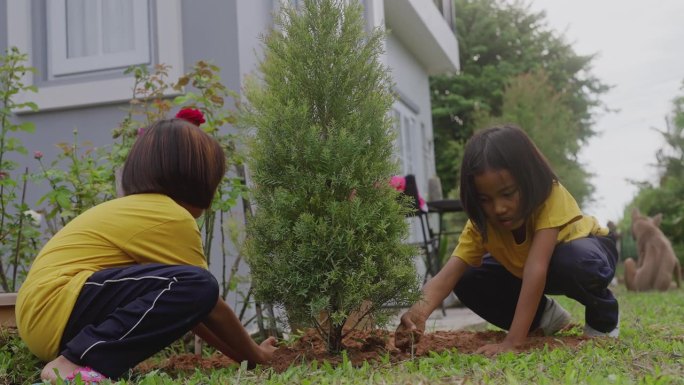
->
xmin=397 ymin=124 xmax=619 ymax=355
xmin=17 ymin=114 xmax=277 ymax=382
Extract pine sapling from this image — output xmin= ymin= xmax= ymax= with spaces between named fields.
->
xmin=243 ymin=0 xmax=420 ymax=353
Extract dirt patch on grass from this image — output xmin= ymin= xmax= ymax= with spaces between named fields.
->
xmin=136 ymin=327 xmax=588 ymax=375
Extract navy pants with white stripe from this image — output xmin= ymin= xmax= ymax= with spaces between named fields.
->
xmin=454 ymin=235 xmax=619 ymax=333
xmin=59 ymin=264 xmax=219 ymax=379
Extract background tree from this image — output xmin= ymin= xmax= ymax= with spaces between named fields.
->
xmin=243 ymin=0 xmax=420 ymax=353
xmin=622 ymin=82 xmax=684 ymax=263
xmin=431 ymin=0 xmax=609 ymax=197
xmin=476 ymin=71 xmax=593 ymax=203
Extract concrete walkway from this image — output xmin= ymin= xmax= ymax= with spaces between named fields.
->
xmin=388 ymin=305 xmax=488 ymax=332
xmin=424 ymin=306 xmax=488 ymax=331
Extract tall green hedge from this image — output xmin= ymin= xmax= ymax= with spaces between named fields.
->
xmin=242 ymin=0 xmax=420 ymax=353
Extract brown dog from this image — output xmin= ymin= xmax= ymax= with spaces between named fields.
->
xmin=625 ymin=208 xmax=682 ymax=291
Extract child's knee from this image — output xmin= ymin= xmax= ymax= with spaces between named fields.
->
xmin=179 ymin=267 xmax=219 ymax=310
xmin=196 ymin=269 xmax=219 ymax=300
xmin=550 ymin=251 xmax=614 ymax=288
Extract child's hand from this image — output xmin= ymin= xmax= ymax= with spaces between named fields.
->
xmin=394 ymin=310 xmax=426 ymax=351
xmin=258 ymin=336 xmax=278 ymax=363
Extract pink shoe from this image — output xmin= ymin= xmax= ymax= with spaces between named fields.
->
xmin=65 ymin=367 xmax=106 ymax=383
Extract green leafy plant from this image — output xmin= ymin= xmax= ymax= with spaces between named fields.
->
xmin=33 ymin=130 xmax=115 ymax=232
xmin=172 ymin=60 xmax=250 ymax=301
xmin=0 ymin=47 xmax=42 ymax=291
xmin=111 ymin=64 xmax=175 ymax=170
xmin=0 ymin=328 xmax=41 ymax=384
xmin=30 ymin=64 xmax=174 ymax=235
xmin=30 ymin=61 xmax=254 ymax=311
xmin=243 ymin=0 xmax=420 ymax=353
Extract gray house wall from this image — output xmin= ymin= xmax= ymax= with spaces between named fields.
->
xmin=180 ymin=0 xmax=242 ymax=93
xmin=0 ymin=1 xmax=6 ymax=53
xmin=235 ymin=1 xmax=274 ymax=84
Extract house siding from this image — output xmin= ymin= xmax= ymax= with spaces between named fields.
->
xmin=180 ymin=0 xmax=242 ymax=93
xmin=0 ymin=1 xmax=7 ymax=53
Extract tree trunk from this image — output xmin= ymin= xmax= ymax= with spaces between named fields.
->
xmin=327 ymin=323 xmax=344 ymax=354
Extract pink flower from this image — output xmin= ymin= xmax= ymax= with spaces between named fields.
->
xmin=389 ymin=175 xmax=427 ymax=212
xmin=176 ymin=108 xmax=206 ymax=126
xmin=33 ymin=151 xmax=44 ymax=160
xmin=389 ymin=175 xmax=406 ymax=192
xmin=137 ymin=127 xmax=146 ymax=137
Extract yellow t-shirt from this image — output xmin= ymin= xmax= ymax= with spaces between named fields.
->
xmin=453 ymin=182 xmax=607 ymax=278
xmin=16 ymin=193 xmax=208 ymax=361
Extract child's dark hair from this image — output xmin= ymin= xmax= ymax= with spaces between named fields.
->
xmin=121 ymin=118 xmax=226 ymax=209
xmin=459 ymin=124 xmax=557 ymax=239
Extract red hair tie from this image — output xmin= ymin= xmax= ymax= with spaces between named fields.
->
xmin=176 ymin=108 xmax=206 ymax=126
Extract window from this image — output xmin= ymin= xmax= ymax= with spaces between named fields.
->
xmin=403 ymin=115 xmax=415 ymax=174
xmin=392 ymin=102 xmax=418 ymax=175
xmin=420 ymin=122 xmax=434 ymax=180
xmin=393 ymin=102 xmax=426 ymax=247
xmin=46 ymin=0 xmax=151 ymax=77
xmin=432 ymin=0 xmax=456 ymax=32
xmin=6 ymin=0 xmax=183 ymax=111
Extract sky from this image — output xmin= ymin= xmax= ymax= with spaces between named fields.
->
xmin=520 ymin=0 xmax=684 ymax=225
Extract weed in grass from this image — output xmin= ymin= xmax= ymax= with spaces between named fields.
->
xmin=0 ymin=328 xmax=41 ymax=384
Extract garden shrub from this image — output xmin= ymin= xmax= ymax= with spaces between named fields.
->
xmin=243 ymin=0 xmax=420 ymax=353
xmin=2 ymin=50 xmax=253 ymax=311
xmin=0 ymin=47 xmax=41 ymax=291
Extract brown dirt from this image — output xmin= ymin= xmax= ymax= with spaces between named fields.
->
xmin=135 ymin=327 xmax=588 ymax=375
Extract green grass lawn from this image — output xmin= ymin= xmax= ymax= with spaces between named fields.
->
xmin=2 ymin=285 xmax=683 ymax=384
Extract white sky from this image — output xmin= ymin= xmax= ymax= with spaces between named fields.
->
xmin=521 ymin=0 xmax=684 ymax=225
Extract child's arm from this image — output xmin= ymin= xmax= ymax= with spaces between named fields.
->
xmin=193 ymin=298 xmax=277 ymax=367
xmin=395 ymin=257 xmax=469 ymax=349
xmin=477 ymin=227 xmax=559 ymax=356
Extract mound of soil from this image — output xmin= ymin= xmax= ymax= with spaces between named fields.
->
xmin=136 ymin=328 xmax=587 ymax=375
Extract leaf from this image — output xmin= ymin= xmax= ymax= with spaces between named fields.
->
xmin=210 ymin=95 xmax=224 ymax=105
xmin=55 ymin=190 xmax=72 ymax=209
xmin=173 ymin=94 xmax=196 ymax=105
xmin=12 ymin=100 xmax=40 ymax=113
xmin=19 ymin=121 xmax=35 ymax=133
xmin=176 ymin=76 xmax=189 ymax=87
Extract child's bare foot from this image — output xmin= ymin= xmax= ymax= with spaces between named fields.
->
xmin=40 ymin=355 xmax=81 ymax=383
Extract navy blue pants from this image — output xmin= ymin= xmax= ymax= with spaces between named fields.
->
xmin=454 ymin=236 xmax=619 ymax=333
xmin=59 ymin=264 xmax=219 ymax=379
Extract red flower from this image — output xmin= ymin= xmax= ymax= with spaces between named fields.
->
xmin=34 ymin=151 xmax=44 ymax=160
xmin=389 ymin=175 xmax=406 ymax=192
xmin=176 ymin=108 xmax=206 ymax=126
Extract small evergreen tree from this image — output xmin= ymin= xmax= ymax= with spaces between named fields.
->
xmin=243 ymin=0 xmax=420 ymax=353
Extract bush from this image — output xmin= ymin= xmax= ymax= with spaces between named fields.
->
xmin=0 ymin=47 xmax=42 ymax=291
xmin=243 ymin=0 xmax=420 ymax=353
